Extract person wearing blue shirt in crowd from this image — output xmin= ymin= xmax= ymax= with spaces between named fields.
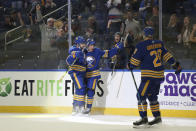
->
xmin=139 ymin=0 xmax=158 ymax=25
xmin=128 ymin=27 xmax=182 ymax=127
xmin=82 ymin=38 xmax=124 ymax=115
xmin=66 ymin=36 xmax=86 ymax=115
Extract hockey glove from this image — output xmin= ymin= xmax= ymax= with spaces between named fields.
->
xmin=82 ymin=48 xmax=88 ymax=54
xmin=127 ymin=63 xmax=134 ymax=71
xmin=110 ymin=62 xmax=115 ymax=69
xmin=172 ymin=61 xmax=182 ymax=75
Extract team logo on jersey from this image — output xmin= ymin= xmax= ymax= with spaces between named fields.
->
xmin=86 ymin=56 xmax=96 ymax=68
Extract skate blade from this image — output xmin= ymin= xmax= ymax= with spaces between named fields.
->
xmin=74 ymin=113 xmax=90 ymax=117
xmin=72 ymin=112 xmax=78 ymax=116
xmin=147 ymin=122 xmax=162 ymax=128
xmin=133 ymin=124 xmax=148 ymax=129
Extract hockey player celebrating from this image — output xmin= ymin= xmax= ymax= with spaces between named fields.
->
xmin=82 ymin=38 xmax=124 ymax=115
xmin=128 ymin=27 xmax=182 ymax=127
xmin=66 ymin=36 xmax=86 ymax=115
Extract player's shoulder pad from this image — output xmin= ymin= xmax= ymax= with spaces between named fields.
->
xmin=94 ymin=47 xmax=101 ymax=52
xmin=69 ymin=47 xmax=81 ymax=54
xmin=136 ymin=41 xmax=145 ymax=48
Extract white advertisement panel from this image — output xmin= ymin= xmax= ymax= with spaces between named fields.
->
xmin=0 ymin=71 xmax=196 ymax=111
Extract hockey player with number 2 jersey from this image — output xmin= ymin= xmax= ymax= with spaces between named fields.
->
xmin=66 ymin=36 xmax=86 ymax=115
xmin=82 ymin=38 xmax=124 ymax=115
xmin=128 ymin=27 xmax=182 ymax=128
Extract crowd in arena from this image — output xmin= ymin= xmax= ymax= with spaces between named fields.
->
xmin=0 ymin=0 xmax=196 ymax=69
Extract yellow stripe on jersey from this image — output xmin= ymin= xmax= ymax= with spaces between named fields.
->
xmin=72 ymin=51 xmax=76 ymax=58
xmin=141 ymin=80 xmax=150 ymax=96
xmin=92 ymin=79 xmax=97 ymax=90
xmin=103 ymin=50 xmax=109 ymax=58
xmin=70 ymin=65 xmax=86 ymax=72
xmin=163 ymin=52 xmax=173 ymax=62
xmin=130 ymin=57 xmax=141 ymax=66
xmin=73 ymin=73 xmax=81 ymax=89
xmin=141 ymin=70 xmax=164 ymax=78
xmin=86 ymin=70 xmax=101 ymax=78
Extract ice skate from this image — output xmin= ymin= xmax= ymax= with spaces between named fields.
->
xmin=77 ymin=106 xmax=86 ymax=116
xmin=82 ymin=108 xmax=91 ymax=116
xmin=72 ymin=105 xmax=79 ymax=116
xmin=148 ymin=116 xmax=162 ymax=126
xmin=133 ymin=117 xmax=148 ymax=128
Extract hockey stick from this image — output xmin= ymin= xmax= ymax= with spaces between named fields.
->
xmin=59 ymin=58 xmax=77 ymax=81
xmin=130 ymin=69 xmax=145 ymax=112
xmin=116 ymin=71 xmax=124 ymax=97
xmin=116 ymin=33 xmax=129 ymax=97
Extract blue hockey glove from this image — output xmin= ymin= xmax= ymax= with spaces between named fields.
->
xmin=82 ymin=48 xmax=88 ymax=54
xmin=127 ymin=63 xmax=134 ymax=71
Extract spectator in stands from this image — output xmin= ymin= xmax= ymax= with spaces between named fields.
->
xmin=84 ymin=27 xmax=96 ymax=40
xmin=36 ymin=4 xmax=57 ymax=52
xmin=190 ymin=24 xmax=196 ymax=43
xmin=125 ymin=0 xmax=140 ymax=12
xmin=165 ymin=14 xmax=181 ymax=47
xmin=150 ymin=6 xmax=159 ymax=39
xmin=90 ymin=1 xmax=108 ymax=34
xmin=190 ymin=0 xmax=196 ymax=17
xmin=139 ymin=0 xmax=158 ymax=25
xmin=54 ymin=20 xmax=63 ymax=29
xmin=107 ymin=0 xmax=123 ymax=34
xmin=72 ymin=15 xmax=82 ymax=36
xmin=9 ymin=9 xmax=22 ymax=27
xmin=53 ymin=28 xmax=69 ymax=69
xmin=177 ymin=16 xmax=192 ymax=48
xmin=45 ymin=0 xmax=56 ymax=9
xmin=86 ymin=16 xmax=97 ymax=34
xmin=42 ymin=0 xmax=56 ymax=15
xmin=189 ymin=24 xmax=196 ymax=57
xmin=122 ymin=10 xmax=141 ymax=42
xmin=36 ymin=4 xmax=58 ymax=68
xmin=11 ymin=0 xmax=24 ymax=26
xmin=3 ymin=15 xmax=16 ymax=30
xmin=62 ymin=22 xmax=75 ymax=41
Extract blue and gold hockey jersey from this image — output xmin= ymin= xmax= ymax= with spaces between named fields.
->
xmin=85 ymin=44 xmax=123 ymax=79
xmin=129 ymin=39 xmax=175 ymax=80
xmin=66 ymin=46 xmax=86 ymax=74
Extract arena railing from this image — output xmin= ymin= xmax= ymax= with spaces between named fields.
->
xmin=4 ymin=4 xmax=68 ymax=51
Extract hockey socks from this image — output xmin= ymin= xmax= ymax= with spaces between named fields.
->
xmin=138 ymin=102 xmax=148 ymax=118
xmin=150 ymin=101 xmax=161 ymax=117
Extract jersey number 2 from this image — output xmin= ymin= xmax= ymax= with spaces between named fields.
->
xmin=150 ymin=49 xmax=162 ymax=67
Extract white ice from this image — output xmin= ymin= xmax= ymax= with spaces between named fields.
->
xmin=0 ymin=114 xmax=196 ymax=131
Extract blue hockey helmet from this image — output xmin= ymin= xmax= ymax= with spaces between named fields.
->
xmin=74 ymin=36 xmax=86 ymax=45
xmin=143 ymin=27 xmax=154 ymax=37
xmin=87 ymin=39 xmax=95 ymax=46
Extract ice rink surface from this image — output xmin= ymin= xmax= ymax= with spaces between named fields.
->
xmin=0 ymin=114 xmax=196 ymax=131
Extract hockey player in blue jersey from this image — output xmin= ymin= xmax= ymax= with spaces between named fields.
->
xmin=66 ymin=36 xmax=86 ymax=115
xmin=82 ymin=38 xmax=124 ymax=114
xmin=128 ymin=27 xmax=182 ymax=127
